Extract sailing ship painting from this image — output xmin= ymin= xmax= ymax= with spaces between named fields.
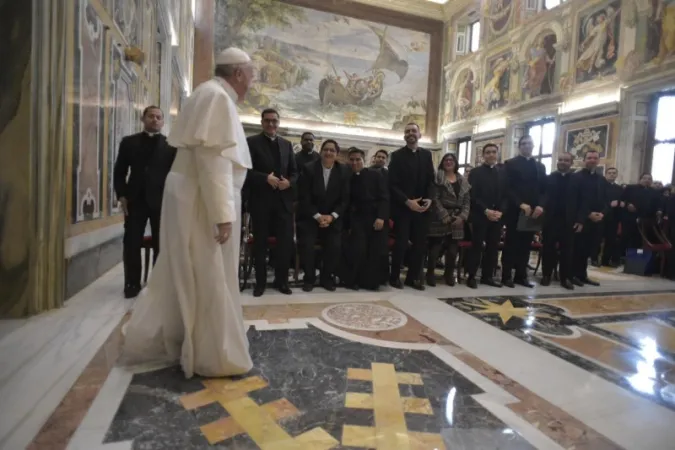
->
xmin=214 ymin=0 xmax=431 ymax=131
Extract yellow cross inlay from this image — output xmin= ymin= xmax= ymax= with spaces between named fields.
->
xmin=459 ymin=298 xmax=554 ymax=325
xmin=344 ymin=363 xmax=446 ymax=450
xmin=179 ymin=376 xmax=338 ymax=449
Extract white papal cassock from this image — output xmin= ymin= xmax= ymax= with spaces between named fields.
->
xmin=121 ymin=76 xmax=253 ymax=378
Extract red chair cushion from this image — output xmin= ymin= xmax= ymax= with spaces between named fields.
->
xmin=458 ymin=240 xmax=472 ymax=248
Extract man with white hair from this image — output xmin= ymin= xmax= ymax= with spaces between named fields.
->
xmin=122 ymin=48 xmax=255 ymax=378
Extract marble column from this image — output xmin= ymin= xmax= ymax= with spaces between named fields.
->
xmin=193 ymin=0 xmax=215 ymax=88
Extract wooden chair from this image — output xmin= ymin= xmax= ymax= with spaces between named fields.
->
xmin=638 ymin=218 xmax=672 ymax=276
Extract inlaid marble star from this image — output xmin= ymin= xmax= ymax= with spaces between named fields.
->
xmin=464 ymin=298 xmax=540 ymax=325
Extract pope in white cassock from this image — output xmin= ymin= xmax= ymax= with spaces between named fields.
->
xmin=121 ymin=48 xmax=255 ymax=378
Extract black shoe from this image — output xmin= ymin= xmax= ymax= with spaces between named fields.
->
xmin=560 ymin=279 xmax=575 ymax=290
xmin=124 ymin=285 xmax=141 ymax=299
xmin=571 ymin=277 xmax=584 ymax=287
xmin=425 ymin=273 xmax=437 ymax=287
xmin=591 ymin=259 xmax=600 ymax=267
xmin=276 ymin=284 xmax=292 ymax=295
xmin=445 ymin=276 xmax=456 ymax=287
xmin=581 ymin=278 xmax=600 ymax=286
xmin=502 ymin=278 xmax=515 ymax=288
xmin=467 ymin=278 xmax=478 ymax=289
xmin=302 ymin=283 xmax=314 ymax=292
xmin=253 ymin=285 xmax=265 ymax=297
xmin=404 ymin=279 xmax=425 ymax=291
xmin=321 ymin=279 xmax=336 ymax=292
xmin=480 ymin=278 xmax=502 ymax=288
xmin=514 ymin=277 xmax=534 ymax=288
xmin=389 ymin=278 xmax=403 ymax=289
xmin=540 ymin=276 xmax=551 ymax=287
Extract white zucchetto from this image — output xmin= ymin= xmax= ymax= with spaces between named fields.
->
xmin=215 ymin=47 xmax=251 ymax=65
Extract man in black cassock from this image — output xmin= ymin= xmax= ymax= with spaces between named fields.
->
xmin=541 ymin=152 xmax=576 ymax=290
xmin=114 ymin=106 xmax=176 ymax=298
xmin=340 ymin=148 xmax=389 ymax=290
xmin=466 ymin=143 xmax=507 ymax=288
xmin=388 ymin=123 xmax=435 ymax=291
xmin=595 ymin=167 xmax=624 ymax=267
xmin=569 ymin=148 xmax=606 ymax=286
xmin=501 ymin=135 xmax=547 ymax=288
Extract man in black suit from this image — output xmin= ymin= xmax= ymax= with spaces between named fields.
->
xmin=370 ymin=149 xmax=389 ymax=284
xmin=341 ymin=148 xmax=389 ymax=290
xmin=245 ymin=108 xmax=298 ymax=297
xmin=294 ymin=131 xmax=320 ymax=168
xmin=621 ymin=173 xmax=662 ymax=253
xmin=541 ymin=152 xmax=576 ymax=290
xmin=570 ymin=149 xmax=606 ymax=287
xmin=297 ymin=140 xmax=350 ymax=292
xmin=466 ymin=143 xmax=508 ymax=288
xmin=388 ymin=123 xmax=435 ymax=290
xmin=113 ymin=106 xmax=176 ymax=298
xmin=596 ymin=167 xmax=624 ymax=267
xmin=502 ymin=135 xmax=547 ymax=288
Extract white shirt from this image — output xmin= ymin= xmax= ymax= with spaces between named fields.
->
xmin=313 ymin=164 xmax=339 ymax=221
xmin=322 ymin=166 xmax=331 ymax=188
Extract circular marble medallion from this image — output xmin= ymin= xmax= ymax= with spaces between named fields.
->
xmin=321 ymin=303 xmax=407 ymax=331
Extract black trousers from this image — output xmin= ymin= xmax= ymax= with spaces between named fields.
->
xmin=391 ymin=211 xmax=430 ymax=283
xmin=426 ymin=236 xmax=458 ymax=281
xmin=502 ymin=212 xmax=534 ymax=281
xmin=467 ymin=217 xmax=501 ymax=279
xmin=342 ymin=215 xmax=387 ymax=289
xmin=542 ymin=222 xmax=573 ymax=282
xmin=297 ymin=220 xmax=341 ymax=284
xmin=600 ymin=214 xmax=621 ymax=265
xmin=250 ymin=203 xmax=293 ymax=286
xmin=123 ymin=201 xmax=160 ymax=288
xmin=573 ymin=221 xmax=599 ymax=280
xmin=620 ymin=212 xmax=641 ymax=254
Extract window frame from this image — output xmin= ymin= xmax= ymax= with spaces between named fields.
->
xmin=467 ymin=20 xmax=480 ymax=53
xmin=456 ymin=137 xmax=473 ymax=175
xmin=525 ymin=118 xmax=556 ymax=174
xmin=646 ymin=92 xmax=675 ymax=184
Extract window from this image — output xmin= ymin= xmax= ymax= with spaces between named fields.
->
xmin=454 ymin=19 xmax=480 ymax=56
xmin=544 ymin=0 xmax=567 ymax=10
xmin=457 ymin=137 xmax=473 ymax=175
xmin=649 ymin=95 xmax=675 ymax=184
xmin=526 ymin=120 xmax=556 ymax=174
xmin=468 ymin=21 xmax=480 ymax=53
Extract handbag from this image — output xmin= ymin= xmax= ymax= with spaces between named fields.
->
xmin=517 ymin=211 xmax=543 ymax=232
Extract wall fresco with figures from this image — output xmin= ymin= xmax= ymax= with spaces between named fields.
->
xmin=65 ymin=0 xmax=159 ymax=235
xmin=441 ymin=0 xmax=675 ymax=135
xmin=213 ymin=0 xmax=443 ymax=137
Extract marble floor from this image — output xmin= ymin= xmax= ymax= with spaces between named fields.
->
xmin=1 ymin=265 xmax=675 ymax=449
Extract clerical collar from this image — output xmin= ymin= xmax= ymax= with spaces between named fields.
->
xmin=519 ymin=154 xmax=532 ymax=160
xmin=144 ymin=131 xmax=159 ymax=137
xmin=264 ymin=133 xmax=277 ymax=141
xmin=406 ymin=146 xmax=418 ymax=153
xmin=483 ymin=163 xmax=495 ymax=168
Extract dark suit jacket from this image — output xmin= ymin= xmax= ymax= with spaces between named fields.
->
xmin=504 ymin=155 xmax=547 ymax=212
xmin=569 ymin=168 xmax=608 ymax=224
xmin=297 ymin=160 xmax=350 ymax=229
xmin=468 ymin=164 xmax=509 ymax=220
xmin=543 ymin=171 xmax=576 ymax=226
xmin=245 ymin=133 xmax=298 ymax=214
xmin=388 ymin=147 xmax=435 ymax=216
xmin=622 ymin=184 xmax=662 ymax=218
xmin=113 ymin=132 xmax=176 ymax=211
xmin=348 ymin=168 xmax=389 ymax=223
